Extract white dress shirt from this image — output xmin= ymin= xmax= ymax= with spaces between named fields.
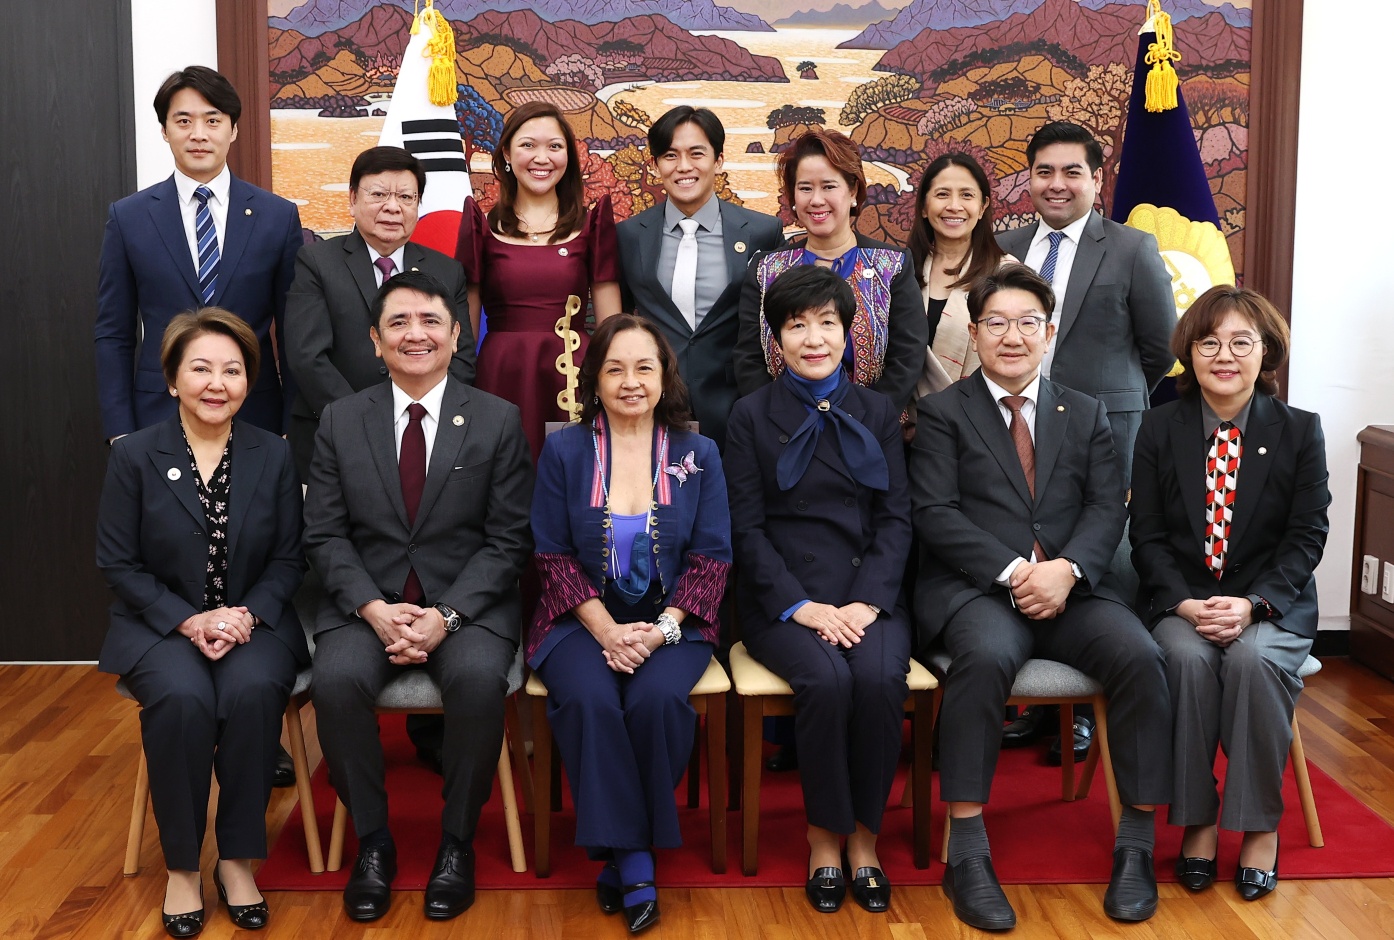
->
xmin=390 ymin=376 xmax=447 ymax=465
xmin=1023 ymin=212 xmax=1090 ymax=378
xmin=366 ymin=242 xmax=407 ymax=287
xmin=173 ymin=165 xmax=230 ymax=275
xmin=980 ymin=372 xmax=1043 ymax=583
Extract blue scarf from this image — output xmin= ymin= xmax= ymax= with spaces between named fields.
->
xmin=775 ymin=369 xmax=889 ymax=492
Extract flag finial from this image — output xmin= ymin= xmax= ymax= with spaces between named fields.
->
xmin=1144 ymin=0 xmax=1181 ymax=112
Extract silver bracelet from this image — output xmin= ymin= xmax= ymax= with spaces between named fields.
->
xmin=655 ymin=612 xmax=682 ymax=645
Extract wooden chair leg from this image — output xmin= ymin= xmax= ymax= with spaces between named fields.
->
xmin=284 ymin=696 xmax=324 ymax=874
xmin=531 ymin=694 xmax=553 ymax=878
xmin=124 ymin=753 xmax=150 ymax=876
xmin=726 ymin=687 xmax=742 ymax=812
xmin=1075 ymin=696 xmax=1103 ymax=801
xmin=940 ymin=812 xmax=951 ymax=865
xmin=1092 ymin=699 xmax=1122 ymax=833
xmin=740 ymin=696 xmax=763 ymax=876
xmin=496 ymin=737 xmax=527 ymax=873
xmin=706 ymin=693 xmax=727 ymax=874
xmin=900 ymin=765 xmax=914 ymax=808
xmin=327 ymin=798 xmax=348 ymax=872
xmin=1059 ymin=702 xmax=1077 ymax=801
xmin=687 ymin=724 xmax=702 ymax=810
xmin=912 ymin=692 xmax=933 ymax=869
xmin=1289 ymin=714 xmax=1324 ymax=847
xmin=506 ymin=694 xmax=534 ymax=814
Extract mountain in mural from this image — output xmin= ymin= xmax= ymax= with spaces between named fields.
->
xmin=774 ymin=1 xmax=896 ymax=27
xmin=1078 ymin=0 xmax=1250 ymax=27
xmin=272 ymin=0 xmax=772 ymax=36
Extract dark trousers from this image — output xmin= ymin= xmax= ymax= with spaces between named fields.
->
xmin=124 ymin=628 xmax=297 ymax=871
xmin=536 ymin=628 xmax=712 ymax=857
xmin=745 ymin=611 xmax=910 ymax=834
xmin=937 ymin=593 xmax=1172 ymax=807
xmin=313 ymin=621 xmax=515 ymax=841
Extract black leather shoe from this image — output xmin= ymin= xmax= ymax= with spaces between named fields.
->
xmin=622 ymin=882 xmax=660 ymax=933
xmin=1047 ymin=713 xmax=1094 ymax=766
xmin=1235 ymin=836 xmax=1279 ymax=901
xmin=1002 ymin=705 xmax=1051 ymax=748
xmin=1103 ymin=846 xmax=1158 ymax=921
xmin=424 ymin=840 xmax=476 ymax=920
xmin=804 ymin=866 xmax=846 ymax=914
xmin=213 ymin=865 xmax=268 ymax=930
xmin=764 ymin=744 xmax=798 ymax=772
xmin=943 ymin=856 xmax=1015 ymax=930
xmin=596 ymin=863 xmax=623 ymax=914
xmin=343 ymin=842 xmax=397 ymax=922
xmin=162 ymin=886 xmax=204 ymax=938
xmin=272 ymin=744 xmax=296 ymax=788
xmin=850 ymin=866 xmax=891 ymax=913
xmin=1175 ymin=855 xmax=1218 ymax=892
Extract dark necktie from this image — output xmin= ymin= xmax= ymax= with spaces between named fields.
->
xmin=374 ymin=255 xmax=396 ymax=285
xmin=1204 ymin=422 xmax=1241 ymax=577
xmin=194 ymin=185 xmax=220 ymax=305
xmin=1038 ymin=230 xmax=1064 ymax=285
xmin=1002 ymin=395 xmax=1047 ymax=561
xmin=400 ymin=402 xmax=427 ymax=603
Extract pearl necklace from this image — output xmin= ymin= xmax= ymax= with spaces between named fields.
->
xmin=592 ymin=423 xmax=669 ymax=595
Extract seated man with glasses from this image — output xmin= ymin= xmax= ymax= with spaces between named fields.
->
xmin=909 ymin=263 xmax=1172 ymax=930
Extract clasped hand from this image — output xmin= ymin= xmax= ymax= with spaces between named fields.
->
xmin=793 ymin=602 xmax=878 ymax=647
xmin=358 ymin=600 xmax=447 ymax=665
xmin=178 ymin=606 xmax=255 ymax=660
xmin=1177 ymin=596 xmax=1253 ymax=646
xmin=601 ymin=621 xmax=663 ymax=674
xmin=1009 ymin=559 xmax=1076 ymax=620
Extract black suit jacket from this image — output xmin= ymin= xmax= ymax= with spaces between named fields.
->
xmin=303 ymin=377 xmax=533 ymax=643
xmin=1128 ymin=393 xmax=1330 ymax=638
xmin=284 ymin=229 xmax=476 ymax=477
xmin=725 ymin=378 xmax=911 ymax=631
xmin=910 ymin=372 xmax=1128 ymax=647
xmin=617 ymin=199 xmax=784 ymax=448
xmin=95 ymin=416 xmax=309 ymax=675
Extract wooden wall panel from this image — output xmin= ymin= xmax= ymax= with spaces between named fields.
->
xmin=0 ymin=2 xmax=136 ymax=660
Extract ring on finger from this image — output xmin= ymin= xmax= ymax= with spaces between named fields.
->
xmin=216 ymin=621 xmax=227 ymax=632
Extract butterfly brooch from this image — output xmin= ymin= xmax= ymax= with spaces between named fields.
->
xmin=664 ymin=451 xmax=703 ymax=486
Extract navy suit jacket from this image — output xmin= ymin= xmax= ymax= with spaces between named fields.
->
xmin=95 ymin=174 xmax=303 ymax=439
xmin=725 ymin=378 xmax=911 ymax=632
xmin=617 ymin=199 xmax=784 ymax=448
xmin=909 ymin=372 xmax=1128 ymax=648
xmin=95 ymin=416 xmax=309 ymax=676
xmin=1128 ymin=393 xmax=1330 ymax=639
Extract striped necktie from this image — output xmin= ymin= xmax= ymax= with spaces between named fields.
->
xmin=1204 ymin=422 xmax=1242 ymax=577
xmin=194 ymin=185 xmax=220 ymax=305
xmin=1038 ymin=230 xmax=1065 ymax=285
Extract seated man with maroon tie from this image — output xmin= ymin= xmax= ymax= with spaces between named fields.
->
xmin=909 ymin=263 xmax=1172 ymax=930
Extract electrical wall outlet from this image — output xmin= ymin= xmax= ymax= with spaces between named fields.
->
xmin=1384 ymin=562 xmax=1394 ymax=604
xmin=1363 ymin=555 xmax=1381 ymax=594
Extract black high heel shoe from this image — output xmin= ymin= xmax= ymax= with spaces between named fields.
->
xmin=214 ymin=865 xmax=270 ymax=930
xmin=1235 ymin=835 xmax=1279 ymax=901
xmin=621 ymin=881 xmax=660 ymax=933
xmin=595 ymin=862 xmax=623 ymax=915
xmin=1175 ymin=855 xmax=1218 ymax=891
xmin=161 ymin=884 xmax=204 ymax=939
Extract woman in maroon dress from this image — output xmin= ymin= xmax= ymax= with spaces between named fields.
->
xmin=456 ymin=101 xmax=622 ymax=460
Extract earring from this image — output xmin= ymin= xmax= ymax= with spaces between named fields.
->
xmin=504 ymin=162 xmax=512 ymax=174
xmin=593 ymin=395 xmax=600 ymax=405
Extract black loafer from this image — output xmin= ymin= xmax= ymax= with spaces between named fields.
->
xmin=622 ymin=882 xmax=660 ymax=933
xmin=1002 ymin=705 xmax=1051 ymax=748
xmin=850 ymin=866 xmax=891 ymax=913
xmin=343 ymin=842 xmax=397 ymax=922
xmin=943 ymin=856 xmax=1015 ymax=930
xmin=1103 ymin=846 xmax=1157 ymax=921
xmin=1236 ymin=836 xmax=1279 ymax=901
xmin=596 ymin=863 xmax=623 ymax=914
xmin=424 ymin=839 xmax=476 ymax=920
xmin=272 ymin=745 xmax=295 ymax=788
xmin=1047 ymin=713 xmax=1094 ymax=766
xmin=1175 ymin=855 xmax=1218 ymax=892
xmin=804 ymin=866 xmax=846 ymax=913
xmin=161 ymin=886 xmax=205 ymax=938
xmin=213 ymin=866 xmax=268 ymax=930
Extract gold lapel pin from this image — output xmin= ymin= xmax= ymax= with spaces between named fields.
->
xmin=734 ymin=241 xmax=747 ymax=253
xmin=244 ymin=208 xmax=252 ymax=216
xmin=167 ymin=468 xmax=181 ymax=481
xmin=452 ymin=415 xmax=464 ymax=426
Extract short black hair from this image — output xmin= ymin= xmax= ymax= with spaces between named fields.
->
xmin=648 ymin=106 xmax=726 ymax=158
xmin=154 ymin=66 xmax=241 ymax=126
xmin=371 ymin=270 xmax=456 ymax=327
xmin=1025 ymin=121 xmax=1104 ymax=174
xmin=350 ymin=146 xmax=427 ymax=197
xmin=763 ymin=264 xmax=856 ymax=335
xmin=966 ymin=263 xmax=1056 ymax=322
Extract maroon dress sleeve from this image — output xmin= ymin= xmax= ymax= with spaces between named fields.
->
xmin=585 ymin=193 xmax=620 ymax=285
xmin=453 ymin=196 xmax=487 ymax=283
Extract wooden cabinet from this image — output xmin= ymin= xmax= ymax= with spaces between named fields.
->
xmin=1352 ymin=426 xmax=1394 ymax=680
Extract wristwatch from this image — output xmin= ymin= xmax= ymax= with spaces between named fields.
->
xmin=1064 ymin=558 xmax=1084 ymax=581
xmin=434 ymin=604 xmax=462 ymax=633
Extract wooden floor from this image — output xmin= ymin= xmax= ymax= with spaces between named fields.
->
xmin=2 ymin=659 xmax=1393 ymax=939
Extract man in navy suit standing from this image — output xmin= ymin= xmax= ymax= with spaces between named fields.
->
xmin=96 ymin=66 xmax=303 ymax=442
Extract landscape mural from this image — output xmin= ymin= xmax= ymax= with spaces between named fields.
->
xmin=268 ymin=0 xmax=1251 ymax=277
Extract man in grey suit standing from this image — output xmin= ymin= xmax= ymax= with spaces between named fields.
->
xmin=285 ymin=146 xmax=476 ymax=480
xmin=617 ymin=107 xmax=784 ymax=448
xmin=997 ymin=121 xmax=1175 ymax=482
xmin=304 ymin=271 xmax=531 ymax=923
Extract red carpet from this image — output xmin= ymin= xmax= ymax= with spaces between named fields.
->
xmin=258 ymin=714 xmax=1394 ymax=890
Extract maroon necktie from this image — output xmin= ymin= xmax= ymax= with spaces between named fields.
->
xmin=374 ymin=255 xmax=396 ymax=284
xmin=400 ymin=402 xmax=426 ymax=603
xmin=1002 ymin=395 xmax=1047 ymax=561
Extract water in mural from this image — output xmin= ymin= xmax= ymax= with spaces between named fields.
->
xmin=268 ymin=0 xmax=1250 ymax=275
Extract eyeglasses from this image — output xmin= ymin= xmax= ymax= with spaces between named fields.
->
xmin=1194 ymin=336 xmax=1259 ymax=358
xmin=978 ymin=315 xmax=1046 ymax=336
xmin=360 ymin=189 xmax=420 ymax=208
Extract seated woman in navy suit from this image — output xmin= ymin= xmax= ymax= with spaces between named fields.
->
xmin=530 ymin=314 xmax=731 ymax=934
xmin=1129 ymin=286 xmax=1330 ymax=902
xmin=725 ymin=265 xmax=912 ymax=915
xmin=96 ymin=309 xmax=308 ymax=936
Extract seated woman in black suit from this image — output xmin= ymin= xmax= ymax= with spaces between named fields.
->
xmin=725 ymin=265 xmax=912 ymax=915
xmin=96 ymin=309 xmax=309 ymax=936
xmin=1129 ymin=285 xmax=1330 ymax=901
xmin=530 ymin=315 xmax=731 ymax=934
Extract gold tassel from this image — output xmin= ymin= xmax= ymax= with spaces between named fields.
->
xmin=410 ymin=0 xmax=421 ymax=35
xmin=1144 ymin=0 xmax=1181 ymax=112
xmin=421 ymin=2 xmax=456 ymax=107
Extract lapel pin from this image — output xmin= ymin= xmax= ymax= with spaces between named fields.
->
xmin=452 ymin=415 xmax=464 ymax=426
xmin=244 ymin=208 xmax=252 ymax=216
xmin=1258 ymin=446 xmax=1267 ymax=455
xmin=411 ymin=266 xmax=420 ymax=272
xmin=1057 ymin=405 xmax=1065 ymax=412
xmin=167 ymin=468 xmax=181 ymax=481
xmin=558 ymin=247 xmax=569 ymax=257
xmin=734 ymin=241 xmax=747 ymax=253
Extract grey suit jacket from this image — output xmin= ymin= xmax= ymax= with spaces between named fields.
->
xmin=302 ymin=377 xmax=533 ymax=643
xmin=909 ymin=372 xmax=1128 ymax=648
xmin=617 ymin=199 xmax=784 ymax=447
xmin=284 ymin=229 xmax=477 ymax=476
